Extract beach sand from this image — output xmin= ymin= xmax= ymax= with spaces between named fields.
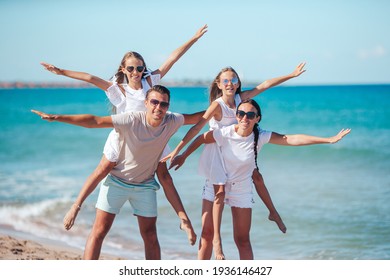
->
xmin=0 ymin=231 xmax=123 ymax=260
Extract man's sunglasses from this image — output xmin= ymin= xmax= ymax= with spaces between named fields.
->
xmin=221 ymin=77 xmax=239 ymax=86
xmin=126 ymin=66 xmax=145 ymax=73
xmin=236 ymin=110 xmax=258 ymax=120
xmin=149 ymin=99 xmax=170 ymax=109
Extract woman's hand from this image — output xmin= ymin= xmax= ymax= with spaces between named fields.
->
xmin=31 ymin=109 xmax=57 ymax=121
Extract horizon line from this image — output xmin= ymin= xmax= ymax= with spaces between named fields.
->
xmin=0 ymin=80 xmax=389 ymax=89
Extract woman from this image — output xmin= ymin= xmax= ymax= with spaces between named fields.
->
xmin=40 ymin=24 xmax=208 ymax=246
xmin=163 ymin=63 xmax=306 ymax=259
xmin=170 ymin=99 xmax=351 ymax=260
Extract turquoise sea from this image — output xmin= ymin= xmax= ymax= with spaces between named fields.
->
xmin=0 ymin=85 xmax=389 ymax=260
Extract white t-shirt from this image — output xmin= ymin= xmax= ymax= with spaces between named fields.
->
xmin=213 ymin=125 xmax=272 ymax=182
xmin=111 ymin=111 xmax=184 ymax=183
xmin=105 ymin=74 xmax=161 ymax=114
xmin=103 ymin=74 xmax=161 ymax=162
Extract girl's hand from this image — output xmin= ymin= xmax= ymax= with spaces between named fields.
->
xmin=170 ymin=154 xmax=186 ymax=170
xmin=160 ymin=150 xmax=178 ymax=164
xmin=329 ymin=128 xmax=351 ymax=143
xmin=193 ymin=24 xmax=208 ymax=40
xmin=292 ymin=62 xmax=306 ymax=77
xmin=40 ymin=62 xmax=63 ymax=75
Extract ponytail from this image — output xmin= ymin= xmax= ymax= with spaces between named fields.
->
xmin=253 ymin=123 xmax=260 ymax=171
xmin=236 ymin=98 xmax=262 ymax=171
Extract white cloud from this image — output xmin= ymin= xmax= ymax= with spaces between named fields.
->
xmin=357 ymin=45 xmax=387 ymax=60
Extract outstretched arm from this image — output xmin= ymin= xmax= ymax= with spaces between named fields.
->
xmin=40 ymin=62 xmax=112 ymax=91
xmin=153 ymin=24 xmax=208 ymax=79
xmin=240 ymin=62 xmax=306 ymax=100
xmin=269 ymin=128 xmax=351 ymax=146
xmin=31 ymin=109 xmax=113 ymax=128
xmin=170 ymin=131 xmax=215 ymax=170
xmin=161 ymin=101 xmax=219 ymax=165
xmin=156 ymin=162 xmax=197 ymax=245
xmin=182 ymin=110 xmax=206 ymax=125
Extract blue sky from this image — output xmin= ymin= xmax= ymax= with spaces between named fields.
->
xmin=1 ymin=0 xmax=389 ymax=85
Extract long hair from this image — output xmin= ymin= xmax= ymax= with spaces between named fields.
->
xmin=208 ymin=67 xmax=242 ymax=104
xmin=237 ymin=99 xmax=262 ymax=170
xmin=112 ymin=51 xmax=148 ymax=84
xmin=109 ymin=52 xmax=149 ymax=114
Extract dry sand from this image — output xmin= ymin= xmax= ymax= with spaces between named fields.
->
xmin=0 ymin=233 xmax=123 ymax=260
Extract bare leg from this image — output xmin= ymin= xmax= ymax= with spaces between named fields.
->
xmin=198 ymin=199 xmax=214 ymax=260
xmin=212 ymin=184 xmax=225 ymax=260
xmin=64 ymin=155 xmax=115 ymax=230
xmin=252 ymin=169 xmax=286 ymax=233
xmin=231 ymin=207 xmax=253 ymax=260
xmin=137 ymin=216 xmax=160 ymax=260
xmin=83 ymin=209 xmax=115 ymax=259
xmin=156 ymin=162 xmax=197 ymax=245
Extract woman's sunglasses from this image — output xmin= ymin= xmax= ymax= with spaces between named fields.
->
xmin=149 ymin=98 xmax=170 ymax=109
xmin=236 ymin=110 xmax=258 ymax=120
xmin=126 ymin=66 xmax=145 ymax=73
xmin=221 ymin=77 xmax=239 ymax=86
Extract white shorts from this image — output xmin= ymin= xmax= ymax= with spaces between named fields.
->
xmin=202 ymin=178 xmax=254 ymax=208
xmin=103 ymin=129 xmax=171 ymax=163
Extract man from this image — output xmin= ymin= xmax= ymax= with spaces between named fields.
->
xmin=32 ymin=85 xmax=201 ymax=260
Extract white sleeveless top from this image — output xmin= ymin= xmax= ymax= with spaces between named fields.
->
xmin=198 ymin=94 xmax=242 ymax=184
xmin=208 ymin=94 xmax=242 ymax=130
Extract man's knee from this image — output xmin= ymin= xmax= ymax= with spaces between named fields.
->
xmin=140 ymin=222 xmax=158 ymax=242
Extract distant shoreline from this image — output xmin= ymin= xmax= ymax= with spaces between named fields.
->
xmin=0 ymin=81 xmax=389 ymax=89
xmin=0 ymin=80 xmax=211 ymax=89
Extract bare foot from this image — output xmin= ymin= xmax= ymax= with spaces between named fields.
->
xmin=213 ymin=239 xmax=225 ymax=260
xmin=180 ymin=219 xmax=197 ymax=246
xmin=63 ymin=204 xmax=80 ymax=231
xmin=268 ymin=212 xmax=287 ymax=233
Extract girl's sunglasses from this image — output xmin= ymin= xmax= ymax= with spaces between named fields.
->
xmin=221 ymin=77 xmax=239 ymax=86
xmin=149 ymin=98 xmax=170 ymax=109
xmin=126 ymin=66 xmax=145 ymax=73
xmin=236 ymin=110 xmax=258 ymax=120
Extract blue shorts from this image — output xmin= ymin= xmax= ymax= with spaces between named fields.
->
xmin=96 ymin=174 xmax=160 ymax=217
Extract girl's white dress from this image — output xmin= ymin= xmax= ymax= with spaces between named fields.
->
xmin=198 ymin=94 xmax=242 ymax=184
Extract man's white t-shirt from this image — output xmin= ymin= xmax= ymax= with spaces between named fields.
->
xmin=111 ymin=111 xmax=184 ymax=184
